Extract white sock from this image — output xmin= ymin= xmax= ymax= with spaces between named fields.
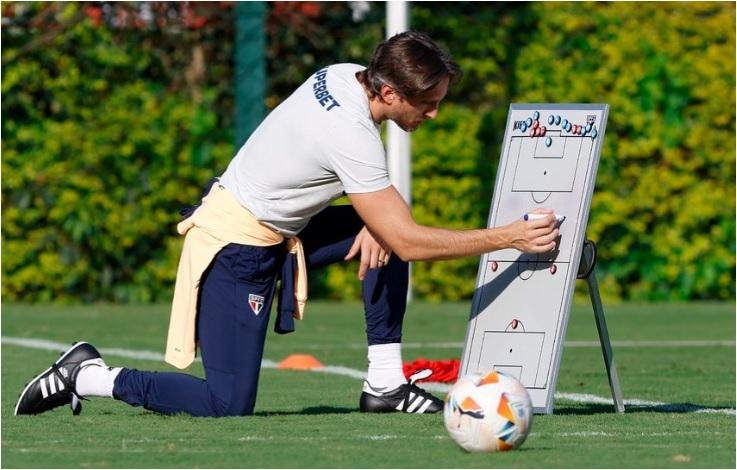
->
xmin=366 ymin=343 xmax=406 ymax=391
xmin=75 ymin=359 xmax=122 ymax=398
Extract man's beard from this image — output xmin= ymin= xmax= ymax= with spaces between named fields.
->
xmin=394 ymin=118 xmax=421 ymax=133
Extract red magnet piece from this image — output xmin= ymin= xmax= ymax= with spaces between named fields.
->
xmin=511 ymin=319 xmax=519 ymax=329
xmin=491 ymin=261 xmax=498 ymax=272
xmin=550 ymin=264 xmax=557 ymax=274
xmin=531 ymin=120 xmax=539 ymax=130
xmin=541 ymin=126 xmax=547 ymax=136
xmin=529 ymin=128 xmax=536 ymax=137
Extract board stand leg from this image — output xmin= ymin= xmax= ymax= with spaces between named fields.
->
xmin=578 ymin=240 xmax=625 ymax=413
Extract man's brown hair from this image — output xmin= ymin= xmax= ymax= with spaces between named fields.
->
xmin=357 ymin=31 xmax=461 ymax=100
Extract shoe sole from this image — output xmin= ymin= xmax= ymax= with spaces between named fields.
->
xmin=14 ymin=341 xmax=89 ymax=416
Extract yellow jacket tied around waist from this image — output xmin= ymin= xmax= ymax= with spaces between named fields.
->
xmin=165 ymin=183 xmax=306 ymax=369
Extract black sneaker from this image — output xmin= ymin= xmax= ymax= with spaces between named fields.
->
xmin=359 ymin=369 xmax=443 ymax=414
xmin=14 ymin=342 xmax=103 ymax=416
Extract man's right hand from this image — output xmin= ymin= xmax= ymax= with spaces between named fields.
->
xmin=502 ymin=209 xmax=560 ymax=253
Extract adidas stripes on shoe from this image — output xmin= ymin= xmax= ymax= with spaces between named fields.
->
xmin=14 ymin=341 xmax=104 ymax=416
xmin=359 ymin=369 xmax=443 ymax=414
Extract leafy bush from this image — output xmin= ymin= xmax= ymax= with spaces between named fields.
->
xmin=2 ymin=2 xmax=734 ymax=303
xmin=512 ymin=2 xmax=735 ymax=300
xmin=2 ymin=3 xmax=233 ymax=302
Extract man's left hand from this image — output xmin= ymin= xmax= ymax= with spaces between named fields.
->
xmin=344 ymin=226 xmax=393 ymax=280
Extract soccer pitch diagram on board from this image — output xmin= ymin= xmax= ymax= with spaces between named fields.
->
xmin=460 ymin=104 xmax=609 ymax=414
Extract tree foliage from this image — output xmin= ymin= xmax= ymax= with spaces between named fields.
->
xmin=2 ymin=2 xmax=235 ymax=302
xmin=2 ymin=2 xmax=734 ymax=303
xmin=512 ymin=2 xmax=735 ymax=300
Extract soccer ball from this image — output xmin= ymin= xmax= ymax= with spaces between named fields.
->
xmin=443 ymin=370 xmax=533 ymax=453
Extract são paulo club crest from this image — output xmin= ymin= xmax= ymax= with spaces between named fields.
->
xmin=248 ymin=294 xmax=265 ymax=315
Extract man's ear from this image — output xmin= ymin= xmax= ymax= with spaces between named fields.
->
xmin=379 ymin=84 xmax=398 ymax=105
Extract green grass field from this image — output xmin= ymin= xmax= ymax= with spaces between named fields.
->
xmin=2 ymin=301 xmax=735 ymax=468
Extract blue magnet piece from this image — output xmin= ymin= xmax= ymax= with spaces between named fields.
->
xmin=562 ymin=119 xmax=569 ymax=128
xmin=591 ymin=129 xmax=598 ymax=139
xmin=520 ymin=122 xmax=527 ymax=132
xmin=585 ymin=123 xmax=592 ymax=133
xmin=526 ymin=117 xmax=533 ymax=127
xmin=545 ymin=136 xmax=552 ymax=147
xmin=566 ymin=122 xmax=572 ymax=132
xmin=547 ymin=115 xmax=554 ymax=125
xmin=555 ymin=115 xmax=561 ymax=125
xmin=533 ymin=111 xmax=540 ymax=120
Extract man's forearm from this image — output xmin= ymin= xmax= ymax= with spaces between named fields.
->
xmin=388 ymin=224 xmax=512 ymax=262
xmin=350 ymin=187 xmax=558 ymax=262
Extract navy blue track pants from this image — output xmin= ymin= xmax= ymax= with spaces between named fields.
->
xmin=113 ymin=205 xmax=408 ymax=417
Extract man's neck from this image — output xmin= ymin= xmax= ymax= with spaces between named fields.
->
xmin=356 ymin=72 xmax=387 ymax=125
xmin=367 ymin=96 xmax=388 ymax=125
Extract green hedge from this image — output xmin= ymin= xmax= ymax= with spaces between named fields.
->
xmin=412 ymin=2 xmax=735 ymax=302
xmin=513 ymin=2 xmax=735 ymax=300
xmin=1 ymin=4 xmax=233 ymax=302
xmin=2 ymin=2 xmax=734 ymax=303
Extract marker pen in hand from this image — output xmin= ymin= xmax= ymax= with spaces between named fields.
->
xmin=523 ymin=213 xmax=566 ymax=223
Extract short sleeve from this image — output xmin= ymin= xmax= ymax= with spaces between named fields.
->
xmin=324 ymin=124 xmax=392 ymax=194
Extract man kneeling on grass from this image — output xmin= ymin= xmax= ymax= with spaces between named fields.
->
xmin=15 ymin=31 xmax=558 ymax=418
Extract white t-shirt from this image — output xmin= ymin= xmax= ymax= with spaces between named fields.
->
xmin=220 ymin=63 xmax=391 ymax=236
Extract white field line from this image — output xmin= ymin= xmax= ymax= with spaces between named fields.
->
xmin=3 ymin=336 xmax=734 ymax=416
xmin=0 ymin=336 xmax=279 ymax=368
xmin=225 ymin=339 xmax=737 ymax=350
xmin=567 ymin=339 xmax=735 ymax=347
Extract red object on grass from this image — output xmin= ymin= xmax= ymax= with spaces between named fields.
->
xmin=403 ymin=358 xmax=461 ymax=383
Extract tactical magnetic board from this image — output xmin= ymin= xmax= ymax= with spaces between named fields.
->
xmin=459 ymin=103 xmax=609 ymax=414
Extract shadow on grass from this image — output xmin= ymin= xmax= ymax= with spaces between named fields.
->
xmin=254 ymin=406 xmax=356 ymax=416
xmin=555 ymin=402 xmax=735 ymax=415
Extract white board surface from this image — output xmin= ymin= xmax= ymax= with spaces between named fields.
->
xmin=460 ymin=104 xmax=609 ymax=414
